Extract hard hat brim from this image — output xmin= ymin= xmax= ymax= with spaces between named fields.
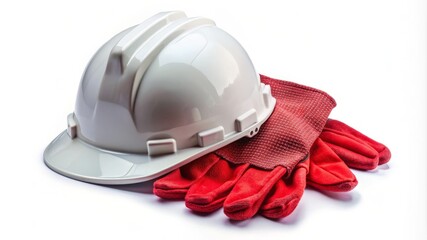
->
xmin=44 ymin=98 xmax=275 ymax=185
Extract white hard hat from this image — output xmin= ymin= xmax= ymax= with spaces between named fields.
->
xmin=44 ymin=11 xmax=276 ymax=185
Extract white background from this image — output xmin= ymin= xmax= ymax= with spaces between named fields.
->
xmin=1 ymin=0 xmax=426 ymax=239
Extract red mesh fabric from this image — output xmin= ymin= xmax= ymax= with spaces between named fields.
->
xmin=215 ymin=75 xmax=336 ymax=172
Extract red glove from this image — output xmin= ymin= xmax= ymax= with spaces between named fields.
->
xmin=260 ymin=120 xmax=391 ymax=218
xmin=154 ymin=75 xmax=335 ymax=220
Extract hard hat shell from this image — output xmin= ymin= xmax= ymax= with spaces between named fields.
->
xmin=44 ymin=11 xmax=276 ymax=185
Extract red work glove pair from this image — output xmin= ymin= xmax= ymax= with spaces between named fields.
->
xmin=153 ymin=75 xmax=391 ymax=220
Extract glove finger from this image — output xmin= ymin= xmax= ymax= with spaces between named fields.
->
xmin=325 ymin=119 xmax=391 ymax=165
xmin=185 ymin=159 xmax=250 ymax=213
xmin=307 ymin=138 xmax=358 ymax=192
xmin=223 ymin=166 xmax=287 ymax=220
xmin=320 ymin=129 xmax=380 ymax=170
xmin=260 ymin=160 xmax=309 ymax=219
xmin=153 ymin=154 xmax=221 ymax=199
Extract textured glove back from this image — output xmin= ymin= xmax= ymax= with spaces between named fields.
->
xmin=216 ymin=75 xmax=336 ymax=173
